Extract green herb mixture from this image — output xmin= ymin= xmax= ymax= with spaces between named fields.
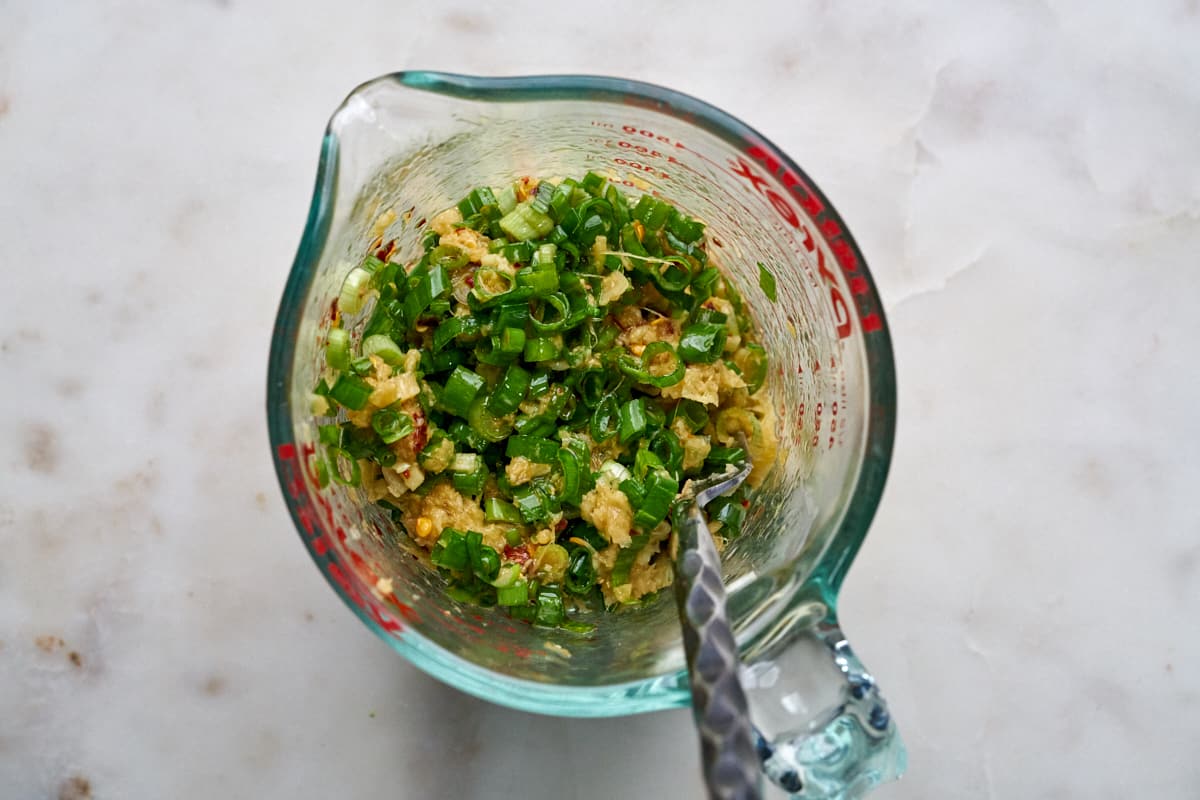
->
xmin=311 ymin=172 xmax=777 ymax=628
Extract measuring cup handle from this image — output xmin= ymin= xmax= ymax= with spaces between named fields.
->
xmin=675 ymin=502 xmax=764 ymax=799
xmin=741 ymin=611 xmax=906 ymax=798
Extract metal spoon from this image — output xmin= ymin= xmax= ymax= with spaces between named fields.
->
xmin=672 ymin=444 xmax=761 ymax=800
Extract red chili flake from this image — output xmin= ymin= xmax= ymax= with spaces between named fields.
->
xmin=555 ymin=518 xmax=568 ymax=532
xmin=410 ymin=408 xmax=428 ymax=453
xmin=415 ymin=217 xmax=426 ymax=228
xmin=516 ymin=176 xmax=536 ymax=200
xmin=328 ymin=298 xmax=339 ymax=319
xmin=504 ymin=545 xmax=530 ymax=564
xmin=465 ymin=273 xmax=475 ymax=288
xmin=741 ymin=499 xmax=750 ymax=508
xmin=375 ymin=238 xmax=397 ymax=261
xmin=401 ymin=468 xmax=411 ymax=479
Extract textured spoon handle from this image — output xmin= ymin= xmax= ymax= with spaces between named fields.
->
xmin=674 ymin=502 xmax=761 ymax=800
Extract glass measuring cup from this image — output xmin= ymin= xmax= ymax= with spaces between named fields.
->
xmin=267 ymin=72 xmax=903 ymax=798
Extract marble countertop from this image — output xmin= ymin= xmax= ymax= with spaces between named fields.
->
xmin=3 ymin=1 xmax=1197 ymax=797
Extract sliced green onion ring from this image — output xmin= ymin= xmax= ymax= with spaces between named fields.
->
xmin=362 ymin=334 xmax=404 ymax=366
xmin=430 ymin=244 xmax=468 ymax=270
xmin=328 ymin=447 xmax=361 ymax=486
xmin=618 ymin=341 xmax=685 ymax=388
xmin=325 ymin=327 xmax=351 ymax=371
xmin=471 ymin=267 xmax=514 ymax=302
xmin=530 ymin=293 xmax=571 ymax=334
xmin=339 ymin=266 xmax=374 ymax=316
xmin=590 ymin=395 xmax=620 ymax=443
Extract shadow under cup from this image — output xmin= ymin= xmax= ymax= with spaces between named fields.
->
xmin=267 ymin=75 xmax=896 ymax=722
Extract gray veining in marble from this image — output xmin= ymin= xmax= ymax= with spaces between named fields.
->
xmin=2 ymin=1 xmax=1198 ymax=797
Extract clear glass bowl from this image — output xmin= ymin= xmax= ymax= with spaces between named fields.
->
xmin=267 ymin=72 xmax=904 ymax=798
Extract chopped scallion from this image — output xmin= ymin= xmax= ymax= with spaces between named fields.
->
xmin=328 ymin=447 xmax=361 ymax=487
xmin=678 ymin=322 xmax=727 ymax=364
xmin=306 ymin=171 xmax=772 ymax=621
xmin=505 ymin=435 xmax=559 ymax=464
xmin=361 ymin=334 xmax=404 ymax=365
xmin=339 ymin=267 xmax=373 ymax=316
xmin=618 ymin=398 xmax=648 ymax=444
xmin=371 ymin=409 xmax=414 ymax=444
xmin=441 ymin=366 xmax=486 ymax=418
xmin=432 ymin=529 xmax=469 ymax=571
xmin=523 ymin=336 xmax=560 ymax=363
xmin=329 ymin=375 xmax=372 ymax=410
xmin=484 ymin=497 xmax=522 ymax=524
xmin=499 ymin=201 xmax=554 ymax=241
xmin=487 ymin=364 xmax=531 ymax=416
xmin=325 ymin=328 xmax=351 ymax=371
xmin=497 ymin=580 xmax=529 ymax=606
xmin=533 ymin=586 xmax=566 ymax=626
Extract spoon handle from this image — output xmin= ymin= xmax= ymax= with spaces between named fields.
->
xmin=674 ymin=501 xmax=762 ymax=800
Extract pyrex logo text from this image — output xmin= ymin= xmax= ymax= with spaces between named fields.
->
xmin=730 ymin=146 xmax=882 ymax=339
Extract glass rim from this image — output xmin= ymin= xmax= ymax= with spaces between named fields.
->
xmin=266 ymin=70 xmax=897 ymax=716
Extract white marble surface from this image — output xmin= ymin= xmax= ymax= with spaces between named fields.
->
xmin=2 ymin=1 xmax=1198 ymax=797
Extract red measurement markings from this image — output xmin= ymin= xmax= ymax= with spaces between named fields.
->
xmin=613 ymin=157 xmax=669 ymax=180
xmin=278 ymin=444 xmax=534 ymax=655
xmin=620 ymin=124 xmax=688 ymax=149
xmin=797 ymin=384 xmax=846 ymax=450
xmin=491 ymin=641 xmax=534 ymax=660
xmin=731 ymin=145 xmax=883 ymax=338
xmin=595 ymin=123 xmax=884 ymax=341
xmin=616 ymin=139 xmax=683 ymax=164
xmin=592 ymin=129 xmax=716 ymax=191
xmin=276 ymin=442 xmax=412 ymax=635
